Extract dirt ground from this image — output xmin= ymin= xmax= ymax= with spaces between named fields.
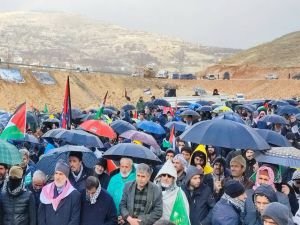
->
xmin=0 ymin=69 xmax=299 ymax=112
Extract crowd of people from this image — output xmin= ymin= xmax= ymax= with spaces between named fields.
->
xmin=0 ymin=96 xmax=300 ymax=225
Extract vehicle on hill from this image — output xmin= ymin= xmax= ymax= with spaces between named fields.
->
xmin=156 ymin=70 xmax=169 ymax=79
xmin=207 ymin=74 xmax=217 ymax=80
xmin=265 ymin=74 xmax=278 ymax=80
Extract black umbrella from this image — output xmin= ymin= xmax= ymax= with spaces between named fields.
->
xmin=36 ymin=145 xmax=97 ymax=175
xmin=179 ymin=109 xmax=200 ymax=119
xmin=121 ymin=104 xmax=136 ymax=111
xmin=71 ymin=108 xmax=85 ymax=120
xmin=180 ymin=119 xmax=270 ymax=150
xmin=110 ymin=120 xmax=137 ymax=134
xmin=106 ymin=106 xmax=118 ymax=112
xmin=103 ymin=143 xmax=161 ymax=165
xmin=215 ymin=112 xmax=245 ymax=124
xmin=177 ymin=101 xmax=191 ymax=107
xmin=152 ymin=98 xmax=171 ymax=107
xmin=254 ymin=128 xmax=291 ymax=147
xmin=196 ymin=100 xmax=212 ymax=106
xmin=197 ymin=106 xmax=212 ymax=112
xmin=103 ymin=108 xmax=117 ymax=115
xmin=277 ymin=105 xmax=300 ymax=115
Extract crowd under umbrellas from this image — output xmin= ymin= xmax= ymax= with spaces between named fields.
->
xmin=0 ymin=97 xmax=299 ymax=225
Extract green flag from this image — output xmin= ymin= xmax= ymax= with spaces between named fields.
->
xmin=43 ymin=104 xmax=49 ymax=113
xmin=170 ymin=189 xmax=191 ymax=225
xmin=95 ymin=91 xmax=108 ymax=120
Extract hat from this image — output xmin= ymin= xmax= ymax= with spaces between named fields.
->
xmin=230 ymin=155 xmax=247 ymax=172
xmin=166 ymin=148 xmax=175 ymax=154
xmin=259 ymin=169 xmax=269 ymax=177
xmin=9 ymin=166 xmax=23 ymax=179
xmin=224 ymin=180 xmax=245 ymax=198
xmin=96 ymin=158 xmax=107 ymax=171
xmin=69 ymin=151 xmax=83 ymax=161
xmin=173 ymin=154 xmax=188 ymax=168
xmin=55 ymin=160 xmax=70 ymax=177
xmin=262 ymin=202 xmax=294 ymax=225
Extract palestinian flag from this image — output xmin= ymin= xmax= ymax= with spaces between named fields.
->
xmin=170 ymin=189 xmax=191 ymax=225
xmin=95 ymin=91 xmax=108 ymax=120
xmin=0 ymin=102 xmax=26 ymax=141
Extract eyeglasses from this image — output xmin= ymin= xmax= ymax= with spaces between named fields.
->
xmin=161 ymin=174 xmax=173 ymax=178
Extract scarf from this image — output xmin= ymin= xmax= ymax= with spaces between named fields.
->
xmin=4 ymin=179 xmax=24 ymax=196
xmin=71 ymin=165 xmax=83 ymax=182
xmin=253 ymin=166 xmax=276 ymax=190
xmin=40 ymin=180 xmax=75 ymax=211
xmin=222 ymin=193 xmax=245 ymax=213
xmin=86 ymin=184 xmax=102 ymax=204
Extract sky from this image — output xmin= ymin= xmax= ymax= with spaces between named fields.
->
xmin=1 ymin=0 xmax=300 ymax=49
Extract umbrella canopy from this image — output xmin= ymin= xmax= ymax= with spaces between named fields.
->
xmin=177 ymin=101 xmax=192 ymax=107
xmin=188 ymin=103 xmax=201 ymax=110
xmin=283 ymin=99 xmax=299 ymax=106
xmin=120 ymin=130 xmax=160 ymax=149
xmin=44 ymin=118 xmax=60 ymax=124
xmin=215 ymin=112 xmax=245 ymax=124
xmin=179 ymin=109 xmax=200 ymax=119
xmin=111 ymin=120 xmax=137 ymax=134
xmin=103 ymin=108 xmax=117 ymax=115
xmin=197 ymin=106 xmax=212 ymax=112
xmin=165 ymin=121 xmax=188 ymax=132
xmin=144 ymin=101 xmax=157 ymax=109
xmin=152 ymin=99 xmax=171 ymax=107
xmin=260 ymin=115 xmax=288 ymax=125
xmin=10 ymin=133 xmax=40 ymax=144
xmin=0 ymin=140 xmax=22 ymax=165
xmin=137 ymin=121 xmax=165 ymax=135
xmin=277 ymin=105 xmax=300 ymax=115
xmin=105 ymin=106 xmax=118 ymax=112
xmin=121 ymin=104 xmax=136 ymax=111
xmin=42 ymin=128 xmax=104 ymax=148
xmin=180 ymin=119 xmax=270 ymax=150
xmin=196 ymin=100 xmax=212 ymax=106
xmin=103 ymin=143 xmax=161 ymax=165
xmin=71 ymin=108 xmax=85 ymax=120
xmin=26 ymin=111 xmax=39 ymax=131
xmin=235 ymin=104 xmax=256 ymax=113
xmin=212 ymin=106 xmax=233 ymax=114
xmin=79 ymin=120 xmax=116 ymax=139
xmin=269 ymin=100 xmax=289 ymax=106
xmin=254 ymin=129 xmax=291 ymax=147
xmin=296 ymin=113 xmax=300 ymax=120
xmin=42 ymin=128 xmax=66 ymax=138
xmin=256 ymin=147 xmax=300 ymax=167
xmin=36 ymin=145 xmax=97 ymax=175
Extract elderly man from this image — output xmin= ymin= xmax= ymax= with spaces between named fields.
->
xmin=19 ymin=148 xmax=36 ymax=188
xmin=172 ymin=154 xmax=187 ymax=187
xmin=39 ymin=160 xmax=81 ymax=225
xmin=107 ymin=157 xmax=136 ymax=216
xmin=0 ymin=166 xmax=36 ymax=225
xmin=120 ymin=163 xmax=163 ymax=225
xmin=68 ymin=151 xmax=93 ymax=192
xmin=29 ymin=170 xmax=47 ymax=210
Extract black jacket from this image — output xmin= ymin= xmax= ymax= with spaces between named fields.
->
xmin=0 ymin=188 xmax=36 ymax=225
xmin=68 ymin=165 xmax=93 ymax=193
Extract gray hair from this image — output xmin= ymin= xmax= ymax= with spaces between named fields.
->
xmin=32 ymin=170 xmax=47 ymax=182
xmin=19 ymin=148 xmax=30 ymax=157
xmin=120 ymin=157 xmax=133 ymax=166
xmin=136 ymin=163 xmax=153 ymax=175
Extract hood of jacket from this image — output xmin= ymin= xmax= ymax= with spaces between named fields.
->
xmin=184 ymin=165 xmax=203 ymax=187
xmin=253 ymin=184 xmax=277 ymax=204
xmin=262 ymin=202 xmax=294 ymax=225
xmin=155 ymin=160 xmax=177 ymax=183
xmin=190 ymin=144 xmax=213 ymax=175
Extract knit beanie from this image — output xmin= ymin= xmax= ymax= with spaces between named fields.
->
xmin=55 ymin=160 xmax=70 ymax=177
xmin=224 ymin=180 xmax=245 ymax=198
xmin=230 ymin=155 xmax=247 ymax=172
xmin=96 ymin=158 xmax=107 ymax=171
xmin=9 ymin=166 xmax=23 ymax=179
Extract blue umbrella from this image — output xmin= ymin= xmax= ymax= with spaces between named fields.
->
xmin=284 ymin=99 xmax=299 ymax=106
xmin=254 ymin=129 xmax=291 ymax=147
xmin=197 ymin=106 xmax=212 ymax=112
xmin=42 ymin=128 xmax=66 ymax=138
xmin=144 ymin=101 xmax=157 ymax=109
xmin=296 ymin=113 xmax=300 ymax=120
xmin=235 ymin=104 xmax=256 ymax=112
xmin=177 ymin=101 xmax=191 ymax=107
xmin=165 ymin=121 xmax=188 ymax=132
xmin=111 ymin=120 xmax=137 ymax=134
xmin=106 ymin=106 xmax=118 ymax=111
xmin=180 ymin=119 xmax=270 ymax=150
xmin=215 ymin=112 xmax=245 ymax=124
xmin=36 ymin=145 xmax=97 ymax=175
xmin=269 ymin=100 xmax=289 ymax=106
xmin=121 ymin=104 xmax=136 ymax=111
xmin=188 ymin=103 xmax=201 ymax=110
xmin=103 ymin=143 xmax=161 ymax=165
xmin=71 ymin=108 xmax=85 ymax=120
xmin=152 ymin=99 xmax=171 ymax=107
xmin=10 ymin=133 xmax=40 ymax=144
xmin=103 ymin=108 xmax=117 ymax=115
xmin=180 ymin=109 xmax=200 ymax=119
xmin=196 ymin=100 xmax=212 ymax=106
xmin=137 ymin=121 xmax=165 ymax=135
xmin=277 ymin=105 xmax=300 ymax=115
xmin=260 ymin=115 xmax=288 ymax=125
xmin=256 ymin=147 xmax=300 ymax=167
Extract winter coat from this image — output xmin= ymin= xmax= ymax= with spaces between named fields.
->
xmin=190 ymin=145 xmax=213 ymax=175
xmin=263 ymin=202 xmax=294 ymax=225
xmin=182 ymin=166 xmax=215 ymax=225
xmin=244 ymin=184 xmax=277 ymax=225
xmin=107 ymin=169 xmax=136 ymax=215
xmin=68 ymin=165 xmax=93 ymax=193
xmin=80 ymin=189 xmax=118 ymax=225
xmin=38 ymin=187 xmax=81 ymax=225
xmin=120 ymin=181 xmax=163 ymax=225
xmin=154 ymin=160 xmax=190 ymax=221
xmin=0 ymin=187 xmax=36 ymax=225
xmin=94 ymin=172 xmax=110 ymax=190
xmin=212 ymin=198 xmax=243 ymax=225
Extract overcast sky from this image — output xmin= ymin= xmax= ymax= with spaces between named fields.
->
xmin=1 ymin=0 xmax=300 ymax=49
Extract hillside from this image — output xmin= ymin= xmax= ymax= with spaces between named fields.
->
xmin=0 ymin=69 xmax=299 ymax=112
xmin=221 ymin=31 xmax=300 ymax=67
xmin=0 ymin=11 xmax=238 ymax=74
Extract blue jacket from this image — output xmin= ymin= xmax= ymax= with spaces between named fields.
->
xmin=80 ymin=189 xmax=118 ymax=225
xmin=212 ymin=198 xmax=242 ymax=225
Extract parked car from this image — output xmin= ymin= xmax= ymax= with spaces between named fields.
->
xmin=265 ymin=74 xmax=278 ymax=80
xmin=207 ymin=74 xmax=216 ymax=80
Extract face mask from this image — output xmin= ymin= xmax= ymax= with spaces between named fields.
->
xmin=8 ymin=178 xmax=22 ymax=190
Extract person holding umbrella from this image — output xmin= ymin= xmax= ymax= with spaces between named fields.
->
xmin=39 ymin=160 xmax=81 ymax=225
xmin=68 ymin=151 xmax=93 ymax=193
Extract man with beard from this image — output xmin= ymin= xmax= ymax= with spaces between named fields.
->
xmin=0 ymin=163 xmax=8 ymax=191
xmin=172 ymin=154 xmax=188 ymax=187
xmin=107 ymin=157 xmax=136 ymax=217
xmin=0 ymin=166 xmax=36 ymax=225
